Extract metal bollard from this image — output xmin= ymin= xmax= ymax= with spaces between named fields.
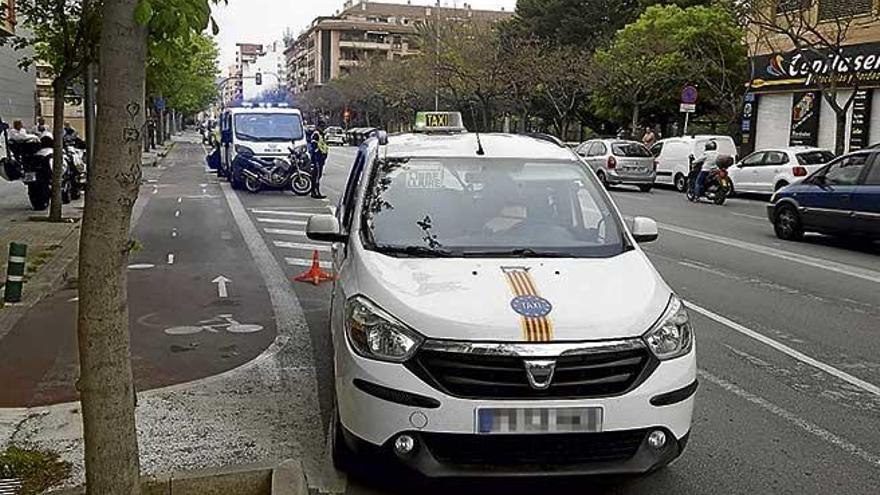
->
xmin=4 ymin=242 xmax=27 ymax=303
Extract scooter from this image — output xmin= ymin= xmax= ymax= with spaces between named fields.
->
xmin=5 ymin=132 xmax=86 ymax=210
xmin=686 ymin=155 xmax=733 ymax=206
xmin=238 ymin=146 xmax=312 ymax=195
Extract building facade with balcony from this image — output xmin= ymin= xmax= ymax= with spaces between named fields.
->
xmin=285 ymin=0 xmax=512 ymax=94
xmin=1 ymin=0 xmax=37 ymax=126
xmin=743 ymin=0 xmax=880 ymax=155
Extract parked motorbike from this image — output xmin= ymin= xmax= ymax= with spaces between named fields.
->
xmin=4 ymin=132 xmax=86 ymax=210
xmin=238 ymin=146 xmax=312 ymax=195
xmin=686 ymin=155 xmax=733 ymax=205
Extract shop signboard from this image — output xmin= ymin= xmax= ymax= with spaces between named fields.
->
xmin=849 ymin=90 xmax=872 ymax=151
xmin=789 ymin=91 xmax=820 ymax=147
xmin=750 ymin=42 xmax=880 ymax=91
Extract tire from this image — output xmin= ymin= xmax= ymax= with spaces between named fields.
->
xmin=244 ymin=175 xmax=261 ymax=193
xmin=674 ymin=173 xmax=688 ymax=193
xmin=27 ymin=183 xmax=50 ymax=211
xmin=230 ymin=169 xmax=244 ymax=190
xmin=291 ymin=173 xmax=313 ymax=196
xmin=713 ymin=191 xmax=727 ymax=206
xmin=596 ymin=171 xmax=608 ymax=189
xmin=639 ymin=184 xmax=653 ymax=193
xmin=685 ymin=179 xmax=698 ymax=202
xmin=774 ymin=204 xmax=804 ymax=241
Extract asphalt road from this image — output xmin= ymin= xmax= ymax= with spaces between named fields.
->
xmin=294 ymin=146 xmax=879 ymax=495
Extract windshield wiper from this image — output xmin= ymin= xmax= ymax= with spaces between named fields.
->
xmin=459 ymin=248 xmax=572 ymax=258
xmin=377 ymin=245 xmax=455 ymax=257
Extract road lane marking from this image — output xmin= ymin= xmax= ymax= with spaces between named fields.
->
xmin=167 ymin=254 xmax=175 ymax=265
xmin=257 ymin=218 xmax=307 ymax=226
xmin=249 ymin=206 xmax=331 ymax=211
xmin=611 ymin=193 xmax=650 ymax=202
xmin=661 ymin=223 xmax=880 ymax=284
xmin=264 ymin=228 xmax=306 ymax=237
xmin=285 ymin=257 xmax=332 ymax=269
xmin=128 ymin=263 xmax=155 ymax=270
xmin=699 ymin=370 xmax=880 ymax=468
xmin=174 ymin=210 xmax=181 ymax=218
xmin=251 ymin=210 xmax=317 ymax=218
xmin=172 ymin=229 xmax=178 ymax=238
xmin=273 ymin=241 xmax=331 ymax=252
xmin=212 ymin=276 xmax=231 ymax=298
xmin=687 ymin=301 xmax=880 ymax=397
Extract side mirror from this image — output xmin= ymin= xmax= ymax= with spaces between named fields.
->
xmin=307 ymin=214 xmax=347 ymax=243
xmin=631 ymin=217 xmax=659 ymax=243
xmin=377 ymin=130 xmax=389 ymax=146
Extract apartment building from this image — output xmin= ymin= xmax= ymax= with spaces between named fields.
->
xmin=0 ymin=0 xmax=37 ymax=125
xmin=285 ymin=0 xmax=512 ymax=94
xmin=743 ymin=0 xmax=880 ymax=154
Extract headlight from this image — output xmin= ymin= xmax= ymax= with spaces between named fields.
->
xmin=234 ymin=144 xmax=254 ymax=156
xmin=643 ymin=296 xmax=693 ymax=360
xmin=345 ymin=296 xmax=423 ymax=363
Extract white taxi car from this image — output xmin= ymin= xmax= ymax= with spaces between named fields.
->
xmin=307 ymin=113 xmax=697 ymax=477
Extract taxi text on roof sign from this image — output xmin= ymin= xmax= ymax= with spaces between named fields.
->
xmin=414 ymin=112 xmax=467 ymax=133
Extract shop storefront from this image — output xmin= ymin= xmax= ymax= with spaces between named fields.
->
xmin=742 ymin=41 xmax=880 ymax=155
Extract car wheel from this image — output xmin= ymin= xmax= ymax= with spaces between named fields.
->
xmin=597 ymin=171 xmax=608 ymax=189
xmin=674 ymin=173 xmax=687 ymax=193
xmin=774 ymin=205 xmax=804 ymax=241
xmin=774 ymin=180 xmax=789 ymax=192
xmin=639 ymin=185 xmax=653 ymax=193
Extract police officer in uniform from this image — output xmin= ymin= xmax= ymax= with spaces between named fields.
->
xmin=309 ymin=123 xmax=329 ymax=199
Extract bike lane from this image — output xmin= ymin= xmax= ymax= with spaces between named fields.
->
xmin=0 ymin=139 xmax=277 ymax=407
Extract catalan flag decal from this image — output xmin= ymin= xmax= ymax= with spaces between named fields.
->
xmin=502 ymin=267 xmax=554 ymax=342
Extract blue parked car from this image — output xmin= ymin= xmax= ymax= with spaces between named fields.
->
xmin=767 ymin=150 xmax=880 ymax=241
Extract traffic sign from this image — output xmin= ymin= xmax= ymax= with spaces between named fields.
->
xmin=680 ymin=103 xmax=696 ymax=113
xmin=681 ymin=85 xmax=698 ymax=105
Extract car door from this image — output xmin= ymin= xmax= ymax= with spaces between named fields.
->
xmin=731 ymin=152 xmax=766 ymax=193
xmin=851 ymin=156 xmax=880 ymax=236
xmin=758 ymin=150 xmax=790 ymax=193
xmin=800 ymin=154 xmax=871 ymax=232
xmin=575 ymin=141 xmax=591 ymax=160
xmin=584 ymin=142 xmax=602 ymax=172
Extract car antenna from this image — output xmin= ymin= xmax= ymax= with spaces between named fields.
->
xmin=475 ymin=131 xmax=485 ymax=156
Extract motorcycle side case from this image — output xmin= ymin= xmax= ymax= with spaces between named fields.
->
xmin=0 ymin=157 xmax=23 ymax=181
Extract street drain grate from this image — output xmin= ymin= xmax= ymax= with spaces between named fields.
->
xmin=0 ymin=479 xmax=22 ymax=495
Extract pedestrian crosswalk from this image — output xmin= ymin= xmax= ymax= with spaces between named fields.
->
xmin=251 ymin=207 xmax=334 ymax=273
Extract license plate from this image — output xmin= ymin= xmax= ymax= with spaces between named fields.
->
xmin=624 ymin=167 xmax=647 ymax=173
xmin=23 ymin=172 xmax=37 ymax=183
xmin=477 ymin=407 xmax=603 ymax=434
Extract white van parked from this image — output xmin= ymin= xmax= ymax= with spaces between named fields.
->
xmin=650 ymin=136 xmax=737 ymax=192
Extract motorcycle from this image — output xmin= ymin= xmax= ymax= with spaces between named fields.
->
xmin=238 ymin=145 xmax=313 ymax=195
xmin=4 ymin=131 xmax=86 ymax=210
xmin=686 ymin=155 xmax=733 ymax=206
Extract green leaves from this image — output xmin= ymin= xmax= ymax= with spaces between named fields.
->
xmin=135 ymin=0 xmax=153 ymax=25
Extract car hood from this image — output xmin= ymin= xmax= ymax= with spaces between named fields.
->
xmin=353 ymin=246 xmax=671 ymax=342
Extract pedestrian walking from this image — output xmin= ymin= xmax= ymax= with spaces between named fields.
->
xmin=642 ymin=125 xmax=657 ymax=148
xmin=309 ymin=124 xmax=329 ymax=199
xmin=34 ymin=117 xmax=48 ymax=134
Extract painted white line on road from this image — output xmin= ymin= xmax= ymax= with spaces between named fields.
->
xmin=171 ymin=229 xmax=178 ymax=238
xmin=611 ymin=193 xmax=650 ymax=202
xmin=285 ymin=257 xmax=332 ymax=269
xmin=251 ymin=210 xmax=317 ymax=218
xmin=264 ymin=228 xmax=306 ymax=237
xmin=257 ymin=217 xmax=307 ymax=226
xmin=174 ymin=210 xmax=181 ymax=218
xmin=661 ymin=223 xmax=880 ymax=284
xmin=699 ymin=370 xmax=880 ymax=468
xmin=688 ymin=301 xmax=880 ymax=397
xmin=212 ymin=276 xmax=231 ymax=298
xmin=177 ymin=197 xmax=182 ymax=204
xmin=729 ymin=211 xmax=766 ymax=221
xmin=167 ymin=254 xmax=175 ymax=265
xmin=152 ymin=187 xmax=158 ymax=195
xmin=249 ymin=205 xmax=331 ymax=211
xmin=128 ymin=263 xmax=155 ymax=270
xmin=273 ymin=241 xmax=331 ymax=252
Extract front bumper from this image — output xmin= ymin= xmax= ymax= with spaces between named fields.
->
xmin=336 ymin=340 xmax=696 ymax=476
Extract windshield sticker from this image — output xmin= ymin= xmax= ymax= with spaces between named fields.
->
xmin=406 ymin=168 xmax=444 ymax=189
xmin=502 ymin=267 xmax=554 ymax=342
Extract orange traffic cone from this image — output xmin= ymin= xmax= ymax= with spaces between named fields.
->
xmin=294 ymin=250 xmax=336 ymax=286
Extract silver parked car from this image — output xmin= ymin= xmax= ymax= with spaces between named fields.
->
xmin=576 ymin=139 xmax=657 ymax=192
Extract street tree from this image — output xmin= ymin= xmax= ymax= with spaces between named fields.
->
xmin=147 ymin=33 xmax=219 ymax=120
xmin=77 ymin=0 xmax=220 ymax=493
xmin=0 ymin=0 xmax=100 ymax=222
xmin=745 ymin=0 xmax=877 ymax=154
xmin=511 ymin=0 xmax=641 ymax=49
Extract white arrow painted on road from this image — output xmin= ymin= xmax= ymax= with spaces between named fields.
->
xmin=212 ymin=275 xmax=231 ymax=298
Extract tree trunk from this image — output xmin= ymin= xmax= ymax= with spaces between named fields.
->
xmin=77 ymin=0 xmax=146 ymax=493
xmin=156 ymin=107 xmax=164 ymax=146
xmin=834 ymin=111 xmax=847 ymax=156
xmin=50 ymin=78 xmax=67 ymax=222
xmin=631 ymin=102 xmax=640 ymax=136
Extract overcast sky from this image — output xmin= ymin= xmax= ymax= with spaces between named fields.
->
xmin=212 ymin=0 xmax=518 ymax=70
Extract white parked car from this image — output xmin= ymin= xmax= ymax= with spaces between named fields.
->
xmin=728 ymin=147 xmax=835 ymax=195
xmin=650 ymin=135 xmax=738 ymax=192
xmin=307 ymin=112 xmax=697 ymax=477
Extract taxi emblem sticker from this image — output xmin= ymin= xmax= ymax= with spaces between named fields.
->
xmin=502 ymin=267 xmax=554 ymax=342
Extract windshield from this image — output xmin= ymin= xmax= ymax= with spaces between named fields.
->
xmin=233 ymin=113 xmax=304 ymax=142
xmin=612 ymin=142 xmax=652 ymax=157
xmin=361 ymin=158 xmax=625 ymax=258
xmin=796 ymin=151 xmax=835 ymax=165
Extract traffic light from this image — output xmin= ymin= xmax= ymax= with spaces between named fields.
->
xmin=255 ymin=72 xmax=262 ymax=86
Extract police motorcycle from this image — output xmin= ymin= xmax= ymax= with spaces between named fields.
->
xmin=685 ymin=154 xmax=734 ymax=205
xmin=237 ymin=144 xmax=313 ymax=195
xmin=1 ymin=126 xmax=86 ymax=210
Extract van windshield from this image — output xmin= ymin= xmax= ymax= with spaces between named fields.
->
xmin=233 ymin=113 xmax=304 ymax=142
xmin=361 ymin=158 xmax=626 ymax=258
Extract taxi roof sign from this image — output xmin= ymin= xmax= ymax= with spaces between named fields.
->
xmin=414 ymin=112 xmax=467 ymax=133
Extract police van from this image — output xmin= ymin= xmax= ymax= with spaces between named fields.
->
xmin=217 ymin=104 xmax=307 ymax=189
xmin=307 ymin=112 xmax=697 ymax=476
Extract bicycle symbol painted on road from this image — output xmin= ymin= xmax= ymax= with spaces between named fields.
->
xmin=163 ymin=314 xmax=264 ymax=336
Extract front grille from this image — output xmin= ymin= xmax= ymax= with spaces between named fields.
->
xmin=421 ymin=429 xmax=647 ymax=467
xmin=407 ymin=345 xmax=656 ymax=399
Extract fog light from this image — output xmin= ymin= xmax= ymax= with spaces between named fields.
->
xmin=648 ymin=430 xmax=667 ymax=449
xmin=394 ymin=434 xmax=416 ymax=455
